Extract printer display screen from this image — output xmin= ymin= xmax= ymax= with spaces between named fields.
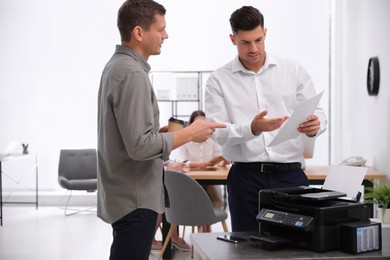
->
xmin=264 ymin=212 xmax=275 ymax=219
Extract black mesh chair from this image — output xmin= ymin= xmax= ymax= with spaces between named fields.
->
xmin=58 ymin=149 xmax=97 ymax=216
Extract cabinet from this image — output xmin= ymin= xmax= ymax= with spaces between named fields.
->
xmin=149 ymin=71 xmax=212 ymax=121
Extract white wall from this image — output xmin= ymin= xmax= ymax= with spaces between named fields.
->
xmin=0 ymin=0 xmax=330 ymax=192
xmin=0 ymin=0 xmax=123 ymax=191
xmin=335 ymin=0 xmax=390 ymax=178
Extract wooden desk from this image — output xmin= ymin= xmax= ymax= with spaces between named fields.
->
xmin=191 ymin=229 xmax=390 ymax=260
xmin=304 ymin=165 xmax=386 ymax=181
xmin=186 ymin=165 xmax=387 ymax=185
xmin=186 ymin=167 xmax=229 ymax=185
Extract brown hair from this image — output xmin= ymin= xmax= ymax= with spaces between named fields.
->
xmin=229 ymin=6 xmax=264 ymax=35
xmin=117 ymin=0 xmax=166 ymax=42
xmin=189 ymin=110 xmax=206 ymax=125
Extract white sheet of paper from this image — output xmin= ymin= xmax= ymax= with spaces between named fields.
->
xmin=268 ymin=91 xmax=324 ymax=147
xmin=323 ymin=165 xmax=367 ymax=199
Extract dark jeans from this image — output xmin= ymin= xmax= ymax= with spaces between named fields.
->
xmin=109 ymin=208 xmax=158 ymax=260
xmin=227 ymin=163 xmax=308 ymax=232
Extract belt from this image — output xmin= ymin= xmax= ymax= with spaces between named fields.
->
xmin=233 ymin=162 xmax=302 ymax=173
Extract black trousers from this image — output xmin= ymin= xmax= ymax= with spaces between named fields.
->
xmin=227 ymin=163 xmax=309 ymax=232
xmin=109 ymin=208 xmax=158 ymax=260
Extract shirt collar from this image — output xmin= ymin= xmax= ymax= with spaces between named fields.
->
xmin=115 ymin=44 xmax=151 ymax=73
xmin=231 ymin=52 xmax=278 ymax=74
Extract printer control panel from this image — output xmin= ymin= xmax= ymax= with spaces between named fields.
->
xmin=258 ymin=208 xmax=314 ymax=230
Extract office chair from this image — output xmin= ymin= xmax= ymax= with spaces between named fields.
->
xmin=159 ymin=170 xmax=229 ymax=259
xmin=58 ymin=149 xmax=97 ymax=216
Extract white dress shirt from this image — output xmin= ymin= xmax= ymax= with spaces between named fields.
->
xmin=205 ymin=53 xmax=327 ymax=165
xmin=174 ymin=138 xmax=222 ymax=164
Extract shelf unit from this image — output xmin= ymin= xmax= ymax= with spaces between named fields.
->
xmin=149 ymin=71 xmax=212 ymax=120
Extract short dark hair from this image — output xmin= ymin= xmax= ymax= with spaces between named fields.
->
xmin=189 ymin=110 xmax=206 ymax=125
xmin=117 ymin=0 xmax=166 ymax=42
xmin=229 ymin=6 xmax=264 ymax=35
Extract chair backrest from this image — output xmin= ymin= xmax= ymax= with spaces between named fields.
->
xmin=58 ymin=149 xmax=97 ymax=191
xmin=164 ymin=170 xmax=219 ymax=226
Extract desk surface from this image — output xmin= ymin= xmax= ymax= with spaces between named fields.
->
xmin=191 ymin=229 xmax=390 ymax=260
xmin=0 ymin=153 xmax=36 ymax=163
xmin=186 ymin=165 xmax=387 ymax=181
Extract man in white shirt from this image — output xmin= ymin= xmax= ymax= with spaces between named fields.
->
xmin=205 ymin=6 xmax=327 ymax=232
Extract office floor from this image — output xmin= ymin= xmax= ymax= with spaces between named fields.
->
xmin=0 ymin=205 xmax=231 ymax=260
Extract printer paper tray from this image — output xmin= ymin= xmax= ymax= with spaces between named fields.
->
xmin=250 ymin=234 xmax=293 ymax=247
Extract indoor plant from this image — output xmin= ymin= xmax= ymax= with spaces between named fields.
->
xmin=364 ymin=180 xmax=390 ymax=224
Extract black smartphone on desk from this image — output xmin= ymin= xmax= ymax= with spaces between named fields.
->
xmin=217 ymin=235 xmax=247 ymax=243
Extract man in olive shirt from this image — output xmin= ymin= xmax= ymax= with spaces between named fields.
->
xmin=97 ymin=1 xmax=225 ymax=259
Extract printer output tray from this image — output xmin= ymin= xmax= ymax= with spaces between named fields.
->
xmin=269 ymin=187 xmax=346 ymax=201
xmin=250 ymin=234 xmax=293 ymax=249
